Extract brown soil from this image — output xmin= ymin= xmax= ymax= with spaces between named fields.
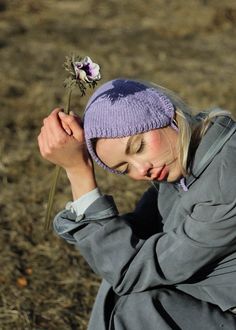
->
xmin=0 ymin=0 xmax=235 ymax=329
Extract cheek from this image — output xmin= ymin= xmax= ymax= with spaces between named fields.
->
xmin=147 ymin=137 xmax=166 ymax=159
xmin=150 ymin=130 xmax=178 ymax=160
xmin=148 ymin=130 xmax=165 ymax=152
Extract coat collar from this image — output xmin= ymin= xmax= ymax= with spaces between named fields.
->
xmin=185 ymin=115 xmax=236 ymax=189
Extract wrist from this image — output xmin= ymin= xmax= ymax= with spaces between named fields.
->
xmin=65 ymin=166 xmax=97 ymax=200
xmin=65 ymin=165 xmax=93 ymax=178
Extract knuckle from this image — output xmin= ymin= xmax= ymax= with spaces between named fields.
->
xmin=43 ymin=118 xmax=48 ymax=126
xmin=67 ymin=116 xmax=74 ymax=125
xmin=48 ymin=141 xmax=55 ymax=151
xmin=56 ymin=134 xmax=67 ymax=145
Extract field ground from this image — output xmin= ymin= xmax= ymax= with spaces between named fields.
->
xmin=0 ymin=0 xmax=236 ymax=329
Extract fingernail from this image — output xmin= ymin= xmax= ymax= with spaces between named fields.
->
xmin=65 ymin=128 xmax=72 ymax=135
xmin=59 ymin=111 xmax=66 ymax=117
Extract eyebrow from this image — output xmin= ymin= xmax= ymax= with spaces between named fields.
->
xmin=110 ymin=135 xmax=140 ymax=170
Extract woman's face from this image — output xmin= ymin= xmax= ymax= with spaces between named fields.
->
xmin=96 ymin=126 xmax=183 ymax=182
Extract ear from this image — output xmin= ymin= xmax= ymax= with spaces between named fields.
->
xmin=171 ymin=113 xmax=179 ymax=131
xmin=173 ymin=112 xmax=178 ymax=128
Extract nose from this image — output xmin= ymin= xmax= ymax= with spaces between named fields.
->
xmin=132 ymin=160 xmax=152 ymax=177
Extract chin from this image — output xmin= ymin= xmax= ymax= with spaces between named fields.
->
xmin=166 ymin=168 xmax=183 ymax=183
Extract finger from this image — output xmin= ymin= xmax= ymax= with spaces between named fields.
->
xmin=38 ymin=127 xmax=50 ymax=158
xmin=47 ymin=108 xmax=67 ymax=133
xmin=61 ymin=120 xmax=72 ymax=135
xmin=51 ymin=108 xmax=72 ymax=135
xmin=44 ymin=109 xmax=68 ymax=143
xmin=41 ymin=118 xmax=63 ymax=153
xmin=48 ymin=110 xmax=72 ymax=135
xmin=58 ymin=112 xmax=84 ymax=141
xmin=51 ymin=107 xmax=63 ymax=114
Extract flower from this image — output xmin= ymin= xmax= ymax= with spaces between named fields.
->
xmin=64 ymin=54 xmax=101 ymax=96
xmin=73 ymin=56 xmax=101 ymax=83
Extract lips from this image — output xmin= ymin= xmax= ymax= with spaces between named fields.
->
xmin=153 ymin=165 xmax=168 ymax=181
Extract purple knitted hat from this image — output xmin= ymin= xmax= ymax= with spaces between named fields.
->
xmin=84 ymin=78 xmax=175 ymax=174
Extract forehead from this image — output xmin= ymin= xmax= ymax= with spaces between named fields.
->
xmin=96 ymin=133 xmax=145 ymax=154
xmin=95 ymin=136 xmax=129 ymax=169
xmin=96 ymin=136 xmax=129 ymax=156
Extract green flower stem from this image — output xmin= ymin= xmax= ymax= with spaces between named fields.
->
xmin=44 ymin=165 xmax=61 ymax=231
xmin=44 ymin=88 xmax=73 ymax=231
xmin=65 ymin=88 xmax=72 ymax=114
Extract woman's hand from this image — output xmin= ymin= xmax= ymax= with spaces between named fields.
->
xmin=38 ymin=108 xmax=97 ymax=199
xmin=38 ymin=108 xmax=91 ymax=171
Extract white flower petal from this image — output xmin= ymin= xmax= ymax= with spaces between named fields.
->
xmin=95 ymin=72 xmax=101 ymax=80
xmin=83 ymin=56 xmax=92 ymax=65
xmin=91 ymin=63 xmax=100 ymax=71
xmin=88 ymin=64 xmax=101 ymax=80
xmin=78 ymin=69 xmax=88 ymax=82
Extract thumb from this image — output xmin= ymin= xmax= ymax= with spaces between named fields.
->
xmin=58 ymin=111 xmax=72 ymax=135
xmin=58 ymin=111 xmax=84 ymax=141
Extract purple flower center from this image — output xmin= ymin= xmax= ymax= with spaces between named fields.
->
xmin=82 ymin=63 xmax=92 ymax=76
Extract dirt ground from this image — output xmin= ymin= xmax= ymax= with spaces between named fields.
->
xmin=0 ymin=0 xmax=236 ymax=329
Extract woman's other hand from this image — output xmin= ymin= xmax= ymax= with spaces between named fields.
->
xmin=38 ymin=108 xmax=97 ymax=198
xmin=38 ymin=108 xmax=92 ymax=170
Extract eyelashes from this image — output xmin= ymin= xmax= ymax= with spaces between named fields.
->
xmin=121 ymin=139 xmax=146 ymax=174
xmin=136 ymin=139 xmax=145 ymax=153
xmin=121 ymin=166 xmax=129 ymax=175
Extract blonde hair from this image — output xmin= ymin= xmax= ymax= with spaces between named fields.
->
xmin=143 ymin=81 xmax=234 ymax=176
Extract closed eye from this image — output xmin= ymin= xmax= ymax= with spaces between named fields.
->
xmin=136 ymin=139 xmax=145 ymax=153
xmin=121 ymin=164 xmax=130 ymax=175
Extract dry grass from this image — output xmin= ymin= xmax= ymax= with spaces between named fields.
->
xmin=0 ymin=0 xmax=236 ymax=328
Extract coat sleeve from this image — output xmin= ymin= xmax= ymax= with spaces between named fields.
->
xmin=54 ymin=165 xmax=236 ymax=296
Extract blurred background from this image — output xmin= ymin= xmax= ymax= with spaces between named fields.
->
xmin=0 ymin=0 xmax=235 ymax=329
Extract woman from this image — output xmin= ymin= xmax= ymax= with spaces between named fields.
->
xmin=38 ymin=79 xmax=236 ymax=329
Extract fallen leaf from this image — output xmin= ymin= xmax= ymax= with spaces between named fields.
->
xmin=17 ymin=277 xmax=28 ymax=288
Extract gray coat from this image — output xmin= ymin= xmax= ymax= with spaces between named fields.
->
xmin=54 ymin=115 xmax=236 ymax=329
